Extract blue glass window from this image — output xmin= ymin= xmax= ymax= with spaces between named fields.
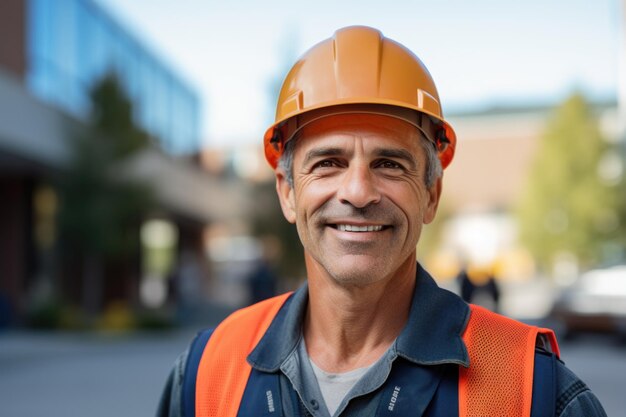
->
xmin=26 ymin=0 xmax=201 ymax=154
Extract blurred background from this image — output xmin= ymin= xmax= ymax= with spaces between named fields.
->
xmin=0 ymin=0 xmax=625 ymax=415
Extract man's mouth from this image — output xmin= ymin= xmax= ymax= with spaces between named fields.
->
xmin=332 ymin=224 xmax=387 ymax=232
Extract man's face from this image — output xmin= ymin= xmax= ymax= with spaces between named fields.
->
xmin=275 ymin=114 xmax=442 ymax=287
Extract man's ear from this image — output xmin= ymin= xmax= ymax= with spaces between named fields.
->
xmin=423 ymin=176 xmax=442 ymax=225
xmin=275 ymin=167 xmax=296 ymax=224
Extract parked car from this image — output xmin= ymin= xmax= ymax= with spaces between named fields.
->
xmin=552 ymin=265 xmax=626 ymax=337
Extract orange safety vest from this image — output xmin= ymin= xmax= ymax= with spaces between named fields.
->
xmin=195 ymin=293 xmax=560 ymax=417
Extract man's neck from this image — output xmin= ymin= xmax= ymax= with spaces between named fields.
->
xmin=303 ymin=258 xmax=416 ymax=373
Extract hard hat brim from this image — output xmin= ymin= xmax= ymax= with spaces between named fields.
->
xmin=264 ymin=101 xmax=456 ymax=170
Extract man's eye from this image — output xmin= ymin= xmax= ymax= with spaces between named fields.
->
xmin=313 ymin=160 xmax=337 ymax=169
xmin=378 ymin=160 xmax=402 ymax=169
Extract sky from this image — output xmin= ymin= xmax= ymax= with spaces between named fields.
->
xmin=95 ymin=0 xmax=620 ymax=149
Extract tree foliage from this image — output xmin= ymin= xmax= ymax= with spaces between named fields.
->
xmin=517 ymin=93 xmax=625 ymax=270
xmin=58 ymin=73 xmax=153 ymax=262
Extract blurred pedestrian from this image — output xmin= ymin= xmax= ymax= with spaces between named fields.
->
xmin=0 ymin=292 xmax=13 ymax=329
xmin=458 ymin=265 xmax=500 ymax=313
xmin=169 ymin=250 xmax=205 ymax=324
xmin=247 ymin=258 xmax=277 ymax=304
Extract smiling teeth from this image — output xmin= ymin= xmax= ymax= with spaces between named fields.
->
xmin=337 ymin=224 xmax=383 ymax=232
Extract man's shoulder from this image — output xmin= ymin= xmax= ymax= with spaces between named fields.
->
xmin=156 ymin=349 xmax=188 ymax=417
xmin=553 ymin=358 xmax=607 ymax=417
xmin=465 ymin=306 xmax=606 ymax=417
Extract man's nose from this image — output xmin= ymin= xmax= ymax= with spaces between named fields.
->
xmin=336 ymin=163 xmax=382 ymax=208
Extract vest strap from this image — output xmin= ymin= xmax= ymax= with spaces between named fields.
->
xmin=459 ymin=305 xmax=560 ymax=417
xmin=195 ymin=293 xmax=292 ymax=417
xmin=183 ymin=329 xmax=215 ymax=417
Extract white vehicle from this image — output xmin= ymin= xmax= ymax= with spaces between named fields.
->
xmin=552 ymin=265 xmax=626 ymax=337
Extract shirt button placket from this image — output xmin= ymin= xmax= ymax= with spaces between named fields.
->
xmin=310 ymin=399 xmax=320 ymax=410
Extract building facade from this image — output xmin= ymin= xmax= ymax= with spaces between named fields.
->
xmin=0 ymin=0 xmax=245 ymax=327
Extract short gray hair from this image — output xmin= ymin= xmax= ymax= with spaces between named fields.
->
xmin=277 ymin=131 xmax=442 ymax=189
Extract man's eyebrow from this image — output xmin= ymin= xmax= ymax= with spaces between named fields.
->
xmin=375 ymin=148 xmax=418 ymax=170
xmin=302 ymin=147 xmax=344 ymax=166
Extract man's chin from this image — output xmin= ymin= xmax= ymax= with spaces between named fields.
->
xmin=323 ymin=256 xmax=391 ymax=287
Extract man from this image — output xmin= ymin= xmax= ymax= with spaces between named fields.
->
xmin=158 ymin=26 xmax=606 ymax=417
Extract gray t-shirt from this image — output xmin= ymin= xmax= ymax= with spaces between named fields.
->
xmin=301 ymin=338 xmax=374 ymax=416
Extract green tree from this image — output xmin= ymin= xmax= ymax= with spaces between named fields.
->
xmin=517 ymin=93 xmax=624 ymax=270
xmin=58 ymin=73 xmax=153 ymax=316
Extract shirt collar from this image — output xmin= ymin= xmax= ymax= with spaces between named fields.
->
xmin=247 ymin=263 xmax=470 ymax=372
xmin=396 ymin=263 xmax=470 ymax=367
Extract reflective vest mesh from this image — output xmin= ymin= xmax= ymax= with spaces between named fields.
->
xmin=459 ymin=305 xmax=559 ymax=417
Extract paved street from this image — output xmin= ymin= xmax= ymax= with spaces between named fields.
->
xmin=0 ymin=329 xmax=624 ymax=416
xmin=0 ymin=329 xmax=196 ymax=417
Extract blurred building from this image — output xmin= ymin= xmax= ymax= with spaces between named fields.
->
xmin=201 ymin=145 xmax=275 ymax=183
xmin=430 ymin=101 xmax=618 ymax=281
xmin=0 ymin=0 xmax=246 ymax=325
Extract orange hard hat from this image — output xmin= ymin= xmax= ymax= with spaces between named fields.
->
xmin=263 ymin=26 xmax=457 ymax=169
